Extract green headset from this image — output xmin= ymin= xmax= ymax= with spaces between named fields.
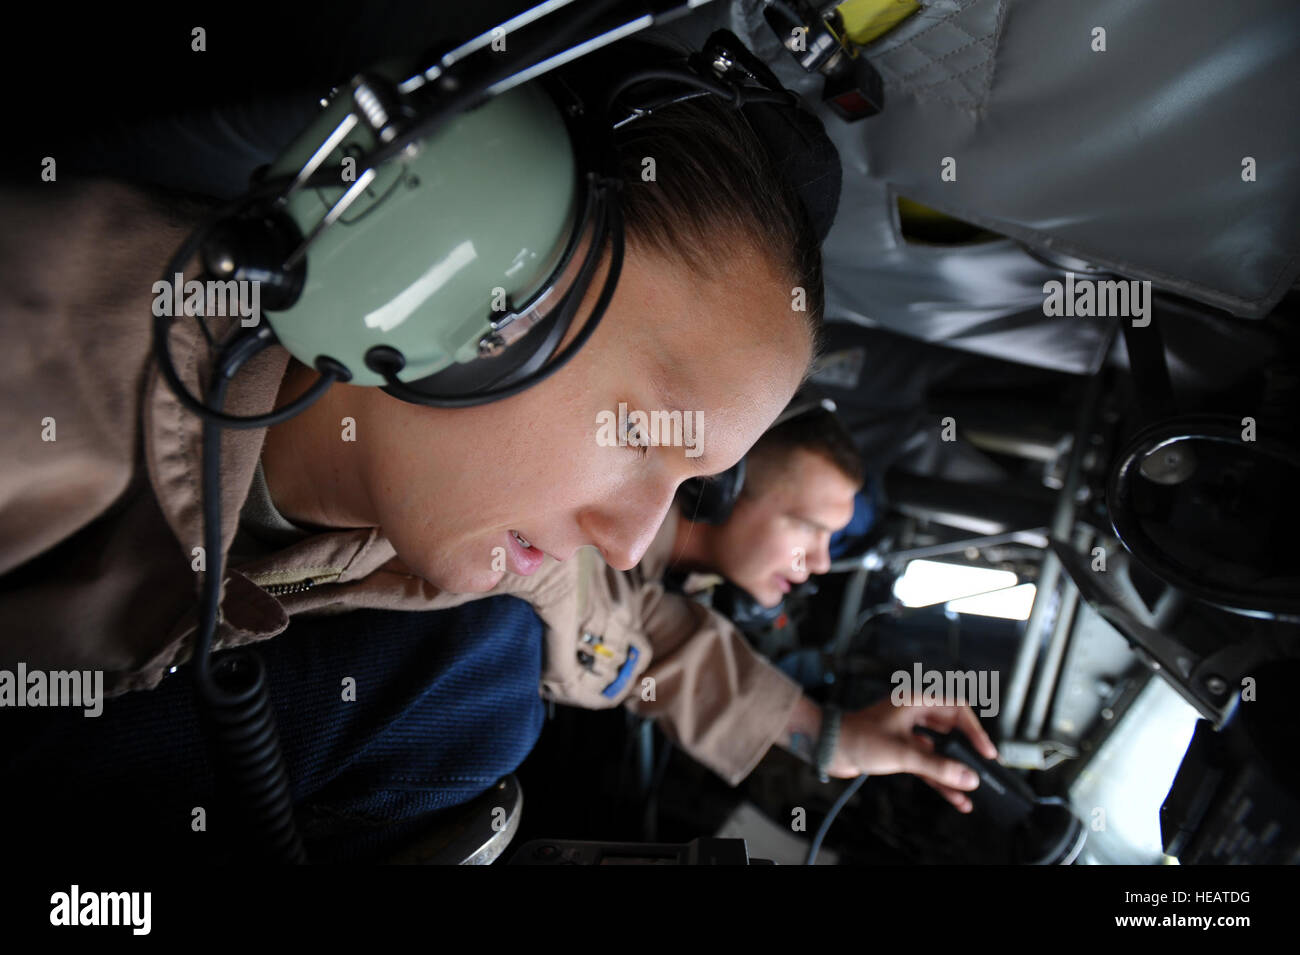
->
xmin=153 ymin=25 xmax=828 ymax=426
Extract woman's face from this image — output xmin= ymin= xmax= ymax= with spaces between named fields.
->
xmin=335 ymin=241 xmax=812 ymax=593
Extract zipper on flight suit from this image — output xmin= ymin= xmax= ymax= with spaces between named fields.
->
xmin=257 ymin=570 xmax=342 ymax=596
xmin=261 ymin=578 xmax=317 ymax=596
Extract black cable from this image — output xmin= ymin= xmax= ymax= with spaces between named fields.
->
xmin=805 ymin=773 xmax=867 ymax=866
xmin=365 ymin=0 xmax=630 ymax=173
xmin=192 ymin=331 xmax=307 ymax=863
xmin=153 ymin=295 xmax=341 ymax=430
xmin=153 ymin=314 xmax=341 ymax=429
xmin=606 ymin=67 xmax=794 ymax=115
xmin=642 ymin=732 xmax=674 ymax=841
xmin=225 ymin=0 xmax=630 ymax=206
xmin=151 ymin=184 xmax=346 ymax=429
xmin=191 ymin=331 xmax=275 ymax=677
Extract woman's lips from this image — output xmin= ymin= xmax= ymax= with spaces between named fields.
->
xmin=772 ymin=574 xmax=791 ymax=595
xmin=505 ymin=529 xmax=545 ymax=576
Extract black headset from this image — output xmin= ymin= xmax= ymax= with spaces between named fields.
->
xmin=678 ymin=395 xmax=842 ymax=524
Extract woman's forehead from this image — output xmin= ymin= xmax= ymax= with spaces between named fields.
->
xmin=635 ymin=356 xmax=803 ymax=469
xmin=645 ymin=314 xmax=811 ymax=400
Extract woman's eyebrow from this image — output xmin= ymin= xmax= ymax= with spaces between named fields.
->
xmin=647 ymin=367 xmax=687 ymax=417
xmin=645 ymin=371 xmax=702 ymax=443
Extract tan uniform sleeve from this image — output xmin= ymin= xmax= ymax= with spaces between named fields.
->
xmin=622 ymin=575 xmax=804 ymax=787
xmin=0 ymin=182 xmax=196 ymax=577
xmin=505 ymin=538 xmax=803 ymax=787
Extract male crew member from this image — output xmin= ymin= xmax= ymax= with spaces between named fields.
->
xmin=508 ymin=408 xmax=998 ymax=809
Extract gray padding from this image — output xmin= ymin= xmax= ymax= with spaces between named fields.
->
xmin=667 ymin=0 xmax=1300 ymax=372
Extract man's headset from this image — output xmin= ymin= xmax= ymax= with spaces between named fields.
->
xmin=678 ymin=396 xmax=841 ymax=524
xmin=152 ymin=6 xmax=841 ymax=863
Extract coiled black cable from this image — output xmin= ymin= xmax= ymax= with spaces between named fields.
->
xmin=193 ymin=330 xmax=306 ymax=863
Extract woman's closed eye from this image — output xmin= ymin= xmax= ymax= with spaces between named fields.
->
xmin=623 ymin=419 xmax=650 ymax=457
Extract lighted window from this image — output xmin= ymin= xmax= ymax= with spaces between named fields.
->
xmin=948 ymin=582 xmax=1036 ymax=620
xmin=892 ymin=559 xmax=1035 ymax=620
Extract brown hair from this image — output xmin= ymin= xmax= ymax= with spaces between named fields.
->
xmin=611 ymin=93 xmax=826 ymax=348
xmin=744 ymin=409 xmax=864 ymax=496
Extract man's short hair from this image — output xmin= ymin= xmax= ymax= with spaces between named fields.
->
xmin=743 ymin=409 xmax=864 ymax=497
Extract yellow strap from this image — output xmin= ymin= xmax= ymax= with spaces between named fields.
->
xmin=836 ymin=0 xmax=920 ymax=46
xmin=898 ymin=196 xmax=951 ymax=222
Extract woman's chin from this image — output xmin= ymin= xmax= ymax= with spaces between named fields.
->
xmin=437 ymin=567 xmax=505 ymax=595
xmin=396 ymin=547 xmax=504 ymax=595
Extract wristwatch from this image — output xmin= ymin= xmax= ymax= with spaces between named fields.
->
xmin=815 ymin=703 xmax=841 ymax=783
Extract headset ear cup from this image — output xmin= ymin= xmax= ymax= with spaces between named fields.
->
xmin=678 ymin=458 xmax=746 ymax=524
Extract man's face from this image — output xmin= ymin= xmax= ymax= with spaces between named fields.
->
xmin=709 ymin=448 xmax=859 ymax=607
xmin=352 ymin=241 xmax=812 ymax=593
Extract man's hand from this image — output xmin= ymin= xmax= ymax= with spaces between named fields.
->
xmin=827 ymin=697 xmax=999 ymax=813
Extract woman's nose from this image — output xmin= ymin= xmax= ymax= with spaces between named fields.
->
xmin=580 ymin=478 xmax=679 ymax=571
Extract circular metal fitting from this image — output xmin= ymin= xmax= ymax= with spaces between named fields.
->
xmin=1139 ymin=440 xmax=1198 ymax=485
